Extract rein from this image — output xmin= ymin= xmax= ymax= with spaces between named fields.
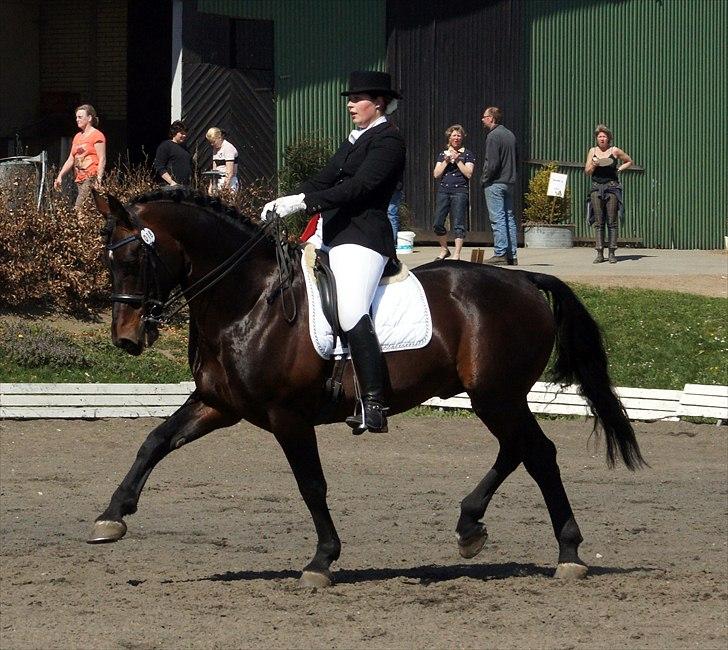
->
xmin=108 ymin=211 xmax=294 ymax=326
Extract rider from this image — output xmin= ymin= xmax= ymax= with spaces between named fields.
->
xmin=262 ymin=70 xmax=406 ymax=435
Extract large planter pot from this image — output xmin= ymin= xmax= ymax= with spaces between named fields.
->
xmin=523 ymin=224 xmax=575 ymax=248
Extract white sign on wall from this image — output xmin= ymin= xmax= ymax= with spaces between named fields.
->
xmin=546 ymin=172 xmax=568 ymax=197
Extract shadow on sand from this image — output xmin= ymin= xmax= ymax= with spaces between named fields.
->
xmin=163 ymin=561 xmax=659 ymax=586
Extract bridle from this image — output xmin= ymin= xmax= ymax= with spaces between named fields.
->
xmin=106 ymin=213 xmax=293 ymax=328
xmin=107 ymin=229 xmax=168 ymax=325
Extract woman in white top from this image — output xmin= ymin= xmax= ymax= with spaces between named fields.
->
xmin=205 ymin=127 xmax=239 ymax=193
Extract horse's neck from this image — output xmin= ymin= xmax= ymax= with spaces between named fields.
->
xmin=160 ymin=205 xmax=273 ymax=269
xmin=145 ymin=202 xmax=277 ymax=303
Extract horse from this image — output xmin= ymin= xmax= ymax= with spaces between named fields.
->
xmin=89 ymin=188 xmax=645 ymax=587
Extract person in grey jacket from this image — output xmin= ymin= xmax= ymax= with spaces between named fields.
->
xmin=481 ymin=106 xmax=518 ymax=265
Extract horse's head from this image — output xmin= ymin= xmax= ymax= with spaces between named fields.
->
xmin=94 ymin=191 xmax=183 ymax=356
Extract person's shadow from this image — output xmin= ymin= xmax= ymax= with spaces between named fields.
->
xmin=612 ymin=253 xmax=655 ymax=261
xmin=519 ymin=253 xmax=656 ymax=267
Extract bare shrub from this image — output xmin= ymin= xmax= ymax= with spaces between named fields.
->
xmin=0 ymin=162 xmax=276 ymax=313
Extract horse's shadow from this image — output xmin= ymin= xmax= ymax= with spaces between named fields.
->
xmin=164 ymin=562 xmax=657 ymax=586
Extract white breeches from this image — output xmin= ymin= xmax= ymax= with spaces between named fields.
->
xmin=328 ymin=244 xmax=387 ymax=332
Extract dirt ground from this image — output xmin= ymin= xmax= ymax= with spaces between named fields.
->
xmin=1 ymin=415 xmax=726 ymax=649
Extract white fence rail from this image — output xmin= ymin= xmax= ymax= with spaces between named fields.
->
xmin=1 ymin=381 xmax=726 ymax=423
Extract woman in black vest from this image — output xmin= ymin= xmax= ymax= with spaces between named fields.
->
xmin=585 ymin=124 xmax=633 ymax=263
xmin=262 ymin=71 xmax=406 ymax=435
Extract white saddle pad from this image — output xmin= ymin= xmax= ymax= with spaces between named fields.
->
xmin=301 ymin=244 xmax=432 ymax=359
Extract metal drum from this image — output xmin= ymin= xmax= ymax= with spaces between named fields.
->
xmin=0 ymin=154 xmax=46 ymax=210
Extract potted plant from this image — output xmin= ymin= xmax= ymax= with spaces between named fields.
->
xmin=522 ymin=161 xmax=574 ymax=248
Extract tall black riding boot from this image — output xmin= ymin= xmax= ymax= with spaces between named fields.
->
xmin=608 ymin=224 xmax=618 ymax=264
xmin=345 ymin=314 xmax=389 ymax=435
xmin=593 ymin=227 xmax=605 ymax=264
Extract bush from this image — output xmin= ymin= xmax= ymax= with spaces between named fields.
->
xmin=0 ymin=321 xmax=89 ymax=368
xmin=523 ymin=162 xmax=572 ymax=225
xmin=278 ymin=135 xmax=334 ymax=236
xmin=0 ymin=183 xmax=109 ymax=312
xmin=0 ymin=161 xmax=276 ymax=313
xmin=225 ymin=177 xmax=276 ymax=223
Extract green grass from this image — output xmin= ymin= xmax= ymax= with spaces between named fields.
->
xmin=570 ymin=284 xmax=727 ymax=389
xmin=0 ymin=322 xmax=190 ymax=383
xmin=1 ymin=285 xmax=726 ymax=389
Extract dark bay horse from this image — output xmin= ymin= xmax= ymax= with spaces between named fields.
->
xmin=90 ymin=188 xmax=644 ymax=587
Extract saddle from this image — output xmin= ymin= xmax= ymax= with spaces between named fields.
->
xmin=312 ymin=249 xmax=404 ymax=343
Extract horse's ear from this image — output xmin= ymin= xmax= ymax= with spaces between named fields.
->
xmin=92 ymin=189 xmax=111 ymax=217
xmin=92 ymin=190 xmax=134 ymax=229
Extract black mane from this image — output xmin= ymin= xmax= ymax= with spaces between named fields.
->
xmin=129 ymin=187 xmax=262 ymax=237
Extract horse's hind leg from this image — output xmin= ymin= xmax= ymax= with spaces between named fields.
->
xmin=88 ymin=395 xmax=235 ymax=543
xmin=514 ymin=405 xmax=588 ymax=579
xmin=456 ymin=435 xmax=521 ymax=559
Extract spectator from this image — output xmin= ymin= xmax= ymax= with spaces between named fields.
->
xmin=480 ymin=106 xmax=518 ymax=265
xmin=205 ymin=127 xmax=239 ymax=193
xmin=153 ymin=121 xmax=192 ymax=186
xmin=432 ymin=124 xmax=475 ymax=261
xmin=585 ymin=124 xmax=633 ymax=264
xmin=53 ymin=104 xmax=106 ymax=209
xmin=387 ymin=179 xmax=404 ymax=243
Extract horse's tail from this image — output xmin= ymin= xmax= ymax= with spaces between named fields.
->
xmin=526 ymin=272 xmax=647 ymax=470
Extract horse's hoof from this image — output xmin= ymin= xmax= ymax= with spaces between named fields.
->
xmin=457 ymin=527 xmax=488 ymax=559
xmin=300 ymin=570 xmax=332 ymax=588
xmin=87 ymin=519 xmax=127 ymax=544
xmin=554 ymin=562 xmax=589 ymax=579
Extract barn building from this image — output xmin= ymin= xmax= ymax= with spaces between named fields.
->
xmin=0 ymin=0 xmax=724 ymax=248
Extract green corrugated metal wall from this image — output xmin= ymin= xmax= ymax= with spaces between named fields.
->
xmin=527 ymin=0 xmax=727 ymax=248
xmin=198 ymin=0 xmax=385 ymax=167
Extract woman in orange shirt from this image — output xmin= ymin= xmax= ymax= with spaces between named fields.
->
xmin=54 ymin=104 xmax=107 ymax=209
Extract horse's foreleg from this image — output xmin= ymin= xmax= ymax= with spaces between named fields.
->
xmin=456 ymin=428 xmax=521 ymax=559
xmin=88 ymin=395 xmax=235 ymax=543
xmin=273 ymin=424 xmax=341 ymax=588
xmin=516 ymin=408 xmax=588 ymax=579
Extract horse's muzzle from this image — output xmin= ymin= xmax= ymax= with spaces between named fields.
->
xmin=115 ymin=336 xmax=144 ymax=356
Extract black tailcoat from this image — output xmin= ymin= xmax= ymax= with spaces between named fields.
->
xmin=299 ymin=121 xmax=406 ymax=259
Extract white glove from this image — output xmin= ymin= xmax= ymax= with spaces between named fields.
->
xmin=260 ymin=193 xmax=306 ymax=221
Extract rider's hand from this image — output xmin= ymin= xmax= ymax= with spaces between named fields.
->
xmin=260 ymin=194 xmax=306 ymax=221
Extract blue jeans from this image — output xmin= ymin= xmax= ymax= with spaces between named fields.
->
xmin=484 ymin=183 xmax=517 ymax=257
xmin=433 ymin=191 xmax=468 ymax=239
xmin=387 ymin=189 xmax=402 ymax=242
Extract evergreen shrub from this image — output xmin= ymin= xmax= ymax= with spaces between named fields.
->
xmin=523 ymin=162 xmax=572 ymax=225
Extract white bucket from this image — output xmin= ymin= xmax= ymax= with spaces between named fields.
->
xmin=396 ymin=230 xmax=415 ymax=254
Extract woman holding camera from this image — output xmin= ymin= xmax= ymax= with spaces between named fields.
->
xmin=432 ymin=125 xmax=475 ymax=261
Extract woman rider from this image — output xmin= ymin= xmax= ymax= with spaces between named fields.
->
xmin=262 ymin=71 xmax=406 ymax=435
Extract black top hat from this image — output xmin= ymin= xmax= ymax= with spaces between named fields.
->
xmin=341 ymin=71 xmax=401 ymax=99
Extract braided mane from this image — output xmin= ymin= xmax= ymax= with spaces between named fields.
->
xmin=129 ymin=187 xmax=262 ymax=237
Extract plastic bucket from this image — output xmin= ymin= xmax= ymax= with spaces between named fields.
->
xmin=396 ymin=230 xmax=415 ymax=254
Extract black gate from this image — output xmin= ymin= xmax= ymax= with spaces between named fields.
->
xmin=182 ymin=11 xmax=275 ymax=186
xmin=387 ymin=0 xmax=527 ymax=241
